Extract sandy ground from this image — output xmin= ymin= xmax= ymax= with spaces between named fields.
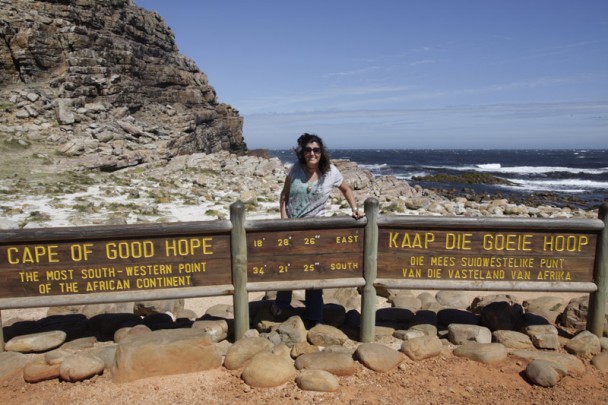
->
xmin=2 ymin=290 xmax=606 ymax=404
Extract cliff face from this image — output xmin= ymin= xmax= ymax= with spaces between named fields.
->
xmin=0 ymin=0 xmax=245 ymax=171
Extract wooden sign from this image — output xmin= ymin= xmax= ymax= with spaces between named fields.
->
xmin=0 ymin=234 xmax=232 ymax=298
xmin=247 ymin=227 xmax=364 ymax=282
xmin=378 ymin=229 xmax=597 ymax=283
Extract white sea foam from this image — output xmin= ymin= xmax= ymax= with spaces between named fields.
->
xmin=476 ymin=163 xmax=501 ymax=169
xmin=502 ymin=179 xmax=608 ymax=193
xmin=445 ymin=165 xmax=608 ymax=175
xmin=360 ymin=163 xmax=389 ymax=171
xmin=407 ymin=171 xmax=429 ymax=179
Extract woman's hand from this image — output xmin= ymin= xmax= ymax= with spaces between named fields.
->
xmin=338 ymin=181 xmax=364 ymax=219
xmin=352 ymin=208 xmax=365 ymax=219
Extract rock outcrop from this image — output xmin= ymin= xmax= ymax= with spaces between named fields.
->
xmin=1 ymin=0 xmax=245 ymax=172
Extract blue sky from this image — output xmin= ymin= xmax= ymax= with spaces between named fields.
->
xmin=135 ymin=1 xmax=607 ymax=149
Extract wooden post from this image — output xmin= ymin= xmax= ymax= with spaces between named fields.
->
xmin=230 ymin=201 xmax=249 ymax=340
xmin=588 ymin=203 xmax=608 ymax=336
xmin=361 ymin=198 xmax=379 ymax=342
xmin=0 ymin=310 xmax=4 ymax=352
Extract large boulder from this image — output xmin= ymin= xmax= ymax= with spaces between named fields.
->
xmin=241 ymin=352 xmax=296 ymax=388
xmin=112 ymin=329 xmax=222 ymax=382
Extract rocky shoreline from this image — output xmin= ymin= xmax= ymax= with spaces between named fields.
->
xmin=0 ymin=150 xmax=599 ymax=230
xmin=421 ymin=183 xmax=602 ymax=213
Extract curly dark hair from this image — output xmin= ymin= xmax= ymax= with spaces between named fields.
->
xmin=294 ymin=133 xmax=331 ymax=174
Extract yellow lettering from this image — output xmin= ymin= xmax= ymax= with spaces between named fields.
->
xmin=86 ymin=279 xmax=131 ymax=292
xmin=330 ymin=262 xmax=359 ymax=271
xmin=389 ymin=232 xmax=434 ymax=249
xmin=106 ymin=241 xmax=154 ymax=259
xmin=401 ymin=233 xmax=413 ymax=248
xmin=389 ymin=232 xmax=398 ymax=248
xmin=46 ymin=269 xmax=75 ymax=281
xmin=537 ymin=270 xmax=572 ymax=281
xmin=80 ymin=267 xmax=117 ymax=279
xmin=401 ymin=268 xmax=422 ymax=278
xmin=543 ymin=235 xmax=589 ymax=252
xmin=459 ymin=256 xmax=535 ymax=268
xmin=19 ymin=271 xmax=40 ymax=282
xmin=6 ymin=245 xmax=60 ymax=264
xmin=447 ymin=269 xmax=505 ymax=279
xmin=427 ymin=268 xmax=442 ymax=278
xmin=59 ymin=282 xmax=79 ymax=293
xmin=445 ymin=233 xmax=472 ymax=250
xmin=335 ymin=235 xmax=359 ymax=244
xmin=165 ymin=238 xmax=214 ymax=256
xmin=7 ymin=247 xmax=19 ymax=264
xmin=430 ymin=256 xmax=456 ymax=266
xmin=540 ymin=258 xmax=565 ymax=269
xmin=305 ymin=235 xmax=322 ymax=245
xmin=483 ymin=233 xmax=533 ymax=251
xmin=178 ymin=262 xmax=206 ymax=273
xmin=70 ymin=243 xmax=93 ymax=262
xmin=135 ymin=275 xmax=192 ymax=289
xmin=510 ymin=270 xmax=531 ymax=280
xmin=125 ymin=264 xmax=173 ymax=276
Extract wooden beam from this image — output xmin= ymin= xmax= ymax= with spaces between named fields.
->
xmin=0 ymin=284 xmax=235 ymax=309
xmin=0 ymin=220 xmax=232 ymax=243
xmin=246 ymin=278 xmax=365 ymax=292
xmin=378 ymin=216 xmax=604 ymax=231
xmin=374 ymin=278 xmax=597 ymax=292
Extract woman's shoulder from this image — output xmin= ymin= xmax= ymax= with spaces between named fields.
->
xmin=328 ymin=163 xmax=341 ymax=174
xmin=325 ymin=164 xmax=344 ymax=182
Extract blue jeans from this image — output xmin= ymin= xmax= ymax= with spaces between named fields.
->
xmin=276 ymin=289 xmax=323 ymax=323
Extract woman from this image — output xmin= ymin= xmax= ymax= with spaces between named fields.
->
xmin=272 ymin=133 xmax=364 ymax=325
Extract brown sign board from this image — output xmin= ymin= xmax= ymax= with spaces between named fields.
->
xmin=247 ymin=227 xmax=364 ymax=282
xmin=0 ymin=234 xmax=232 ymax=299
xmin=378 ymin=228 xmax=597 ymax=283
xmin=0 ymin=218 xmax=600 ymax=300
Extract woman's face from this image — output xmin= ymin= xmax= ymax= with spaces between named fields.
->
xmin=303 ymin=141 xmax=321 ymax=167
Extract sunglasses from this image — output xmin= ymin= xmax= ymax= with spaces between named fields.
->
xmin=303 ymin=147 xmax=321 ymax=154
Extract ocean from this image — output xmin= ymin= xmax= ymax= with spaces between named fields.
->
xmin=269 ymin=149 xmax=608 ymax=210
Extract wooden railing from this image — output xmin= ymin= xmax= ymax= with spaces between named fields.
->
xmin=1 ymin=199 xmax=606 ymax=350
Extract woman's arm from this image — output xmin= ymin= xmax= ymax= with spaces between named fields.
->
xmin=279 ymin=176 xmax=291 ymax=219
xmin=338 ymin=181 xmax=365 ymax=219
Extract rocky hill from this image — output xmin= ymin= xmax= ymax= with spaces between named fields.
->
xmin=0 ymin=0 xmax=245 ymax=172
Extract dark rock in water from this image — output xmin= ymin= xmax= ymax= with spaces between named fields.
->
xmin=424 ymin=185 xmax=597 ymax=211
xmin=412 ymin=172 xmax=516 ymax=186
xmin=518 ymin=193 xmax=595 ymax=210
